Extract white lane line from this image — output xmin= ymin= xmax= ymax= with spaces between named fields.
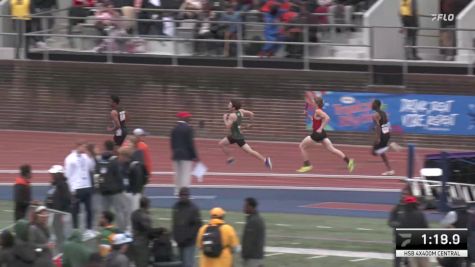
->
xmin=235 ymin=222 xmax=245 ymax=225
xmin=307 ymin=255 xmax=327 ymax=260
xmin=290 ymin=242 xmax=301 ymax=245
xmin=275 ymin=224 xmax=292 ymax=227
xmin=158 ymin=218 xmax=171 ymax=221
xmin=265 ymin=253 xmax=285 ymax=257
xmin=357 ymin=228 xmax=373 ymax=231
xmin=2 ymin=210 xmax=12 ymax=213
xmin=350 ymin=258 xmax=370 ymax=262
xmin=0 ymin=169 xmax=405 ymax=180
xmin=316 ymin=226 xmax=333 ymax=229
xmin=148 ymin=195 xmax=216 ymax=200
xmin=265 ymin=247 xmax=392 ymax=260
xmin=0 ymin=183 xmax=401 ymax=192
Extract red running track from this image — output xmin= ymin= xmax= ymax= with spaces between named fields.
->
xmin=0 ymin=130 xmax=457 ymax=189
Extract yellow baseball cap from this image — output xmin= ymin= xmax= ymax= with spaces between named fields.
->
xmin=210 ymin=207 xmax=226 ymax=217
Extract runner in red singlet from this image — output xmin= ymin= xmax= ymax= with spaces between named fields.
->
xmin=297 ymin=96 xmax=355 ymax=173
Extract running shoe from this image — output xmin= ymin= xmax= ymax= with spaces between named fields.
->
xmin=226 ymin=157 xmax=235 ymax=165
xmin=382 ymin=170 xmax=395 ymax=176
xmin=296 ymin=165 xmax=313 ymax=173
xmin=265 ymin=157 xmax=272 ymax=170
xmin=347 ymin=159 xmax=355 ymax=173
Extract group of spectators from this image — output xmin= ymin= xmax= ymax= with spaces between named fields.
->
xmin=399 ymin=0 xmax=472 ymax=61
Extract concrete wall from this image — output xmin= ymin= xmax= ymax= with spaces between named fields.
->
xmin=0 ymin=60 xmax=474 ymax=149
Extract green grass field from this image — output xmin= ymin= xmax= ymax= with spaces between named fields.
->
xmin=0 ymin=201 xmax=440 ymax=267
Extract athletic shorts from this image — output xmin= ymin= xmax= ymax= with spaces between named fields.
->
xmin=114 ymin=133 xmax=127 ymax=146
xmin=373 ymin=133 xmax=390 ymax=155
xmin=310 ymin=130 xmax=328 ymax=143
xmin=227 ymin=135 xmax=246 ymax=147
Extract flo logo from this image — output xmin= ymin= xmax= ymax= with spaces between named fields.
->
xmin=431 ymin=14 xmax=455 ymax=21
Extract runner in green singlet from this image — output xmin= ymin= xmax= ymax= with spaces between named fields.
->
xmin=219 ymin=99 xmax=272 ymax=170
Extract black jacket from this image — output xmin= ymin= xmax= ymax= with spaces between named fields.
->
xmin=131 ymin=208 xmax=153 ymax=239
xmin=98 ymin=152 xmax=123 ymax=195
xmin=399 ymin=203 xmax=429 ymax=229
xmin=46 ymin=175 xmax=72 ymax=212
xmin=13 ymin=178 xmax=31 ymax=221
xmin=172 ymin=200 xmax=202 ymax=247
xmin=241 ymin=212 xmax=265 ymax=260
xmin=170 ymin=122 xmax=198 ymax=161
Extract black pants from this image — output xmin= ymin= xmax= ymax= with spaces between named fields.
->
xmin=72 ymin=187 xmax=93 ymax=229
xmin=138 ymin=11 xmax=163 ymax=35
xmin=14 ymin=203 xmax=29 ymax=221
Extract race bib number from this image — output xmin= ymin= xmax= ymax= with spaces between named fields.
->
xmin=115 ymin=129 xmax=122 ymax=136
xmin=381 ymin=123 xmax=390 ymax=134
xmin=119 ymin=111 xmax=126 ymax=121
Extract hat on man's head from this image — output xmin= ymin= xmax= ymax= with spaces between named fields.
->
xmin=48 ymin=165 xmax=64 ymax=174
xmin=210 ymin=207 xmax=226 ymax=217
xmin=35 ymin=206 xmax=47 ymax=214
xmin=177 ymin=112 xmax=192 ymax=119
xmin=133 ymin=128 xmax=149 ymax=136
xmin=403 ymin=195 xmax=418 ymax=204
xmin=111 ymin=233 xmax=133 ymax=245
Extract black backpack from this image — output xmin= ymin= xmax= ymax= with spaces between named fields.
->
xmin=94 ymin=156 xmax=120 ymax=194
xmin=202 ymin=224 xmax=224 ymax=258
xmin=152 ymin=228 xmax=173 ymax=263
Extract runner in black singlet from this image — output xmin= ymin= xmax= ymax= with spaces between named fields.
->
xmin=372 ymin=99 xmax=400 ymax=176
xmin=108 ymin=95 xmax=128 ymax=146
xmin=219 ymin=99 xmax=272 ymax=170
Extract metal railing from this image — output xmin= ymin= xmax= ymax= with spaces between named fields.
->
xmin=2 ymin=12 xmax=475 ymax=76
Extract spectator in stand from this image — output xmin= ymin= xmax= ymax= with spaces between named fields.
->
xmin=14 ymin=164 xmax=32 ymax=221
xmin=172 ymin=187 xmax=202 ymax=267
xmin=131 ymin=197 xmax=153 ymax=267
xmin=180 ymin=0 xmax=203 ymax=19
xmin=439 ymin=0 xmax=471 ymax=61
xmin=170 ymin=112 xmax=199 ymax=196
xmin=259 ymin=4 xmax=283 ymax=57
xmin=196 ymin=207 xmax=240 ymax=267
xmin=0 ymin=230 xmax=15 ymax=266
xmin=221 ymin=3 xmax=242 ymax=57
xmin=105 ymin=233 xmax=133 ymax=267
xmin=97 ymin=140 xmax=127 ymax=231
xmin=32 ymin=0 xmax=58 ymax=37
xmin=29 ymin=206 xmax=54 ymax=267
xmin=136 ymin=0 xmax=163 ymax=36
xmin=194 ymin=9 xmax=221 ymax=56
xmin=62 ymin=229 xmax=93 ymax=267
xmin=64 ymin=141 xmax=96 ymax=236
xmin=241 ymin=197 xmax=265 ymax=267
xmin=68 ymin=0 xmax=94 ymax=47
xmin=99 ymin=211 xmax=122 ymax=257
xmin=45 ymin=165 xmax=71 ymax=252
xmin=133 ymin=128 xmax=152 ymax=176
xmin=398 ymin=195 xmax=429 ymax=267
xmin=399 ymin=0 xmax=420 ymax=60
xmin=11 ymin=220 xmax=36 ymax=267
xmin=282 ymin=4 xmax=304 ymax=58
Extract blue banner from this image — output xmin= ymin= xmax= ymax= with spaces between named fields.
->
xmin=305 ymin=91 xmax=475 ymax=136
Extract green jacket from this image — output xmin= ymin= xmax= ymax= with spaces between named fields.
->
xmin=63 ymin=230 xmax=92 ymax=267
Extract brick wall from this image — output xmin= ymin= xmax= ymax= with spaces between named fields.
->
xmin=0 ymin=60 xmax=474 ymax=149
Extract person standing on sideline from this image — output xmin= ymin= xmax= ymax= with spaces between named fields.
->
xmin=242 ymin=197 xmax=265 ymax=267
xmin=133 ymin=128 xmax=152 ymax=176
xmin=29 ymin=206 xmax=54 ymax=267
xmin=170 ymin=112 xmax=199 ymax=195
xmin=172 ymin=187 xmax=202 ymax=267
xmin=14 ymin=164 xmax=32 ymax=221
xmin=108 ymin=95 xmax=128 ymax=146
xmin=131 ymin=197 xmax=153 ymax=267
xmin=45 ymin=165 xmax=71 ymax=252
xmin=196 ymin=207 xmax=240 ymax=267
xmin=96 ymin=140 xmax=127 ymax=231
xmin=64 ymin=141 xmax=96 ymax=235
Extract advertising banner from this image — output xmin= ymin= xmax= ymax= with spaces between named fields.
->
xmin=305 ymin=91 xmax=475 ymax=136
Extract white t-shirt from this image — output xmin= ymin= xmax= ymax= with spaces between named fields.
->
xmin=64 ymin=150 xmax=95 ymax=192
